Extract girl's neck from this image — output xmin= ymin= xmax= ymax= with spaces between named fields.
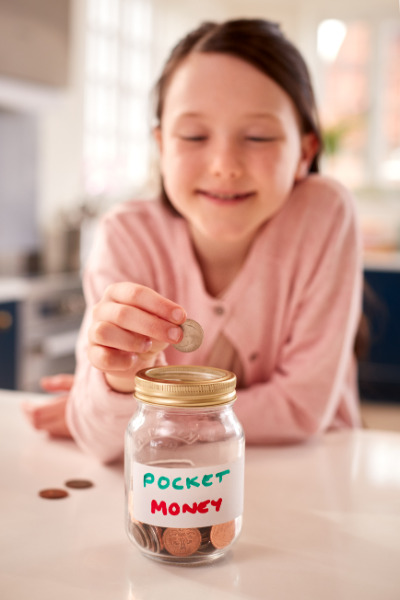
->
xmin=189 ymin=227 xmax=254 ymax=297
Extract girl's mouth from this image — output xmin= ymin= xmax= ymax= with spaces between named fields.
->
xmin=197 ymin=190 xmax=255 ymax=203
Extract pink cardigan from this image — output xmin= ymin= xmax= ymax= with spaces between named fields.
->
xmin=67 ymin=175 xmax=362 ymax=463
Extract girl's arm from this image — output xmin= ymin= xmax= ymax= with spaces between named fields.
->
xmin=66 ymin=207 xmax=185 ymax=463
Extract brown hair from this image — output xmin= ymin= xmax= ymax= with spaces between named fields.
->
xmin=153 ymin=19 xmax=322 ymax=211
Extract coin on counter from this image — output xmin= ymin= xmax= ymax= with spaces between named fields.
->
xmin=210 ymin=520 xmax=236 ymax=549
xmin=39 ymin=488 xmax=69 ymax=500
xmin=173 ymin=319 xmax=204 ymax=352
xmin=163 ymin=527 xmax=202 ymax=557
xmin=65 ymin=479 xmax=94 ymax=489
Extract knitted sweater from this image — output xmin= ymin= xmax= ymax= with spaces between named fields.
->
xmin=67 ymin=175 xmax=362 ymax=463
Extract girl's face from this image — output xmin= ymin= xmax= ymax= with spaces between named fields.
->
xmin=155 ymin=53 xmax=317 ymax=251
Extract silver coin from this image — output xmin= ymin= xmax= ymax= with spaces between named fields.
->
xmin=129 ymin=520 xmax=148 ymax=548
xmin=143 ymin=523 xmax=164 ymax=553
xmin=173 ymin=319 xmax=204 ymax=353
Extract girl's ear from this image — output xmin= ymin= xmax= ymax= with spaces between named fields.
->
xmin=153 ymin=126 xmax=163 ymax=152
xmin=295 ymin=132 xmax=320 ymax=180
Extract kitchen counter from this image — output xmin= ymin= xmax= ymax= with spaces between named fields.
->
xmin=1 ymin=390 xmax=400 ymax=600
xmin=0 ymin=271 xmax=82 ymax=303
xmin=0 ymin=274 xmax=84 ymax=391
xmin=363 ymin=250 xmax=400 ymax=271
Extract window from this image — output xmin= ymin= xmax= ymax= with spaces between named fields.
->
xmin=379 ymin=21 xmax=400 ymax=183
xmin=83 ymin=0 xmax=153 ymax=197
xmin=317 ymin=18 xmax=400 ymax=190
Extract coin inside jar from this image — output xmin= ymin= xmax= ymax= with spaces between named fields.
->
xmin=39 ymin=488 xmax=69 ymax=500
xmin=162 ymin=527 xmax=202 ymax=557
xmin=173 ymin=319 xmax=204 ymax=352
xmin=129 ymin=520 xmax=149 ymax=548
xmin=210 ymin=521 xmax=236 ymax=549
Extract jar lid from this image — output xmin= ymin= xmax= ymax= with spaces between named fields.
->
xmin=134 ymin=366 xmax=237 ymax=407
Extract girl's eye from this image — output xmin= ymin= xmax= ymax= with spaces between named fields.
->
xmin=180 ymin=136 xmax=207 ymax=141
xmin=246 ymin=136 xmax=277 ymax=142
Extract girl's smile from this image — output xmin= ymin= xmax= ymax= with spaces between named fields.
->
xmin=195 ymin=189 xmax=256 ymax=204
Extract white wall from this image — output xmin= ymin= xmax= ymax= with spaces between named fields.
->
xmin=37 ymin=0 xmax=86 ymax=230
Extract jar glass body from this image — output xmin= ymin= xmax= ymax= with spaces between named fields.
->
xmin=125 ymin=391 xmax=244 ymax=565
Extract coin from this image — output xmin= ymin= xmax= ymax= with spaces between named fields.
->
xmin=210 ymin=520 xmax=236 ymax=549
xmin=173 ymin=319 xmax=204 ymax=352
xmin=199 ymin=526 xmax=211 ymax=548
xmin=39 ymin=488 xmax=69 ymax=500
xmin=65 ymin=479 xmax=94 ymax=489
xmin=129 ymin=520 xmax=148 ymax=548
xmin=143 ymin=523 xmax=164 ymax=553
xmin=162 ymin=527 xmax=202 ymax=557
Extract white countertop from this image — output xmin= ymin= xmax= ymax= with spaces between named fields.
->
xmin=0 ymin=272 xmax=82 ymax=303
xmin=1 ymin=390 xmax=400 ymax=600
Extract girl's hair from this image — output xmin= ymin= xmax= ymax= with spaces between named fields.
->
xmin=154 ymin=19 xmax=323 ymax=212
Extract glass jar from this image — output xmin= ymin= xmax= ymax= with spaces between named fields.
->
xmin=125 ymin=365 xmax=245 ymax=565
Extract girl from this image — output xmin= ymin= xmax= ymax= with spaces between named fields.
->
xmin=23 ymin=19 xmax=362 ymax=463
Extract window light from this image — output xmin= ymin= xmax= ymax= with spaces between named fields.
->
xmin=317 ymin=19 xmax=347 ymax=63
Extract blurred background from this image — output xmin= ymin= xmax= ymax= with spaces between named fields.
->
xmin=0 ymin=0 xmax=399 ymax=427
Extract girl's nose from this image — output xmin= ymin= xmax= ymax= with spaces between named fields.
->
xmin=209 ymin=141 xmax=243 ymax=179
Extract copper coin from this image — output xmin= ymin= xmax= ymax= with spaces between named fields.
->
xmin=162 ymin=527 xmax=202 ymax=557
xmin=39 ymin=488 xmax=69 ymax=500
xmin=210 ymin=520 xmax=236 ymax=549
xmin=173 ymin=319 xmax=204 ymax=352
xmin=65 ymin=479 xmax=94 ymax=489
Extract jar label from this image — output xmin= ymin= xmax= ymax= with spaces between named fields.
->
xmin=130 ymin=457 xmax=244 ymax=528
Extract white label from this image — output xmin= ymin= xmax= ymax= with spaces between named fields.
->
xmin=131 ymin=458 xmax=244 ymax=528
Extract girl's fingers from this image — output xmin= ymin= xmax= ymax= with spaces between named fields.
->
xmin=88 ymin=321 xmax=152 ymax=353
xmin=88 ymin=322 xmax=167 ymax=361
xmin=104 ymin=283 xmax=186 ymax=325
xmin=87 ymin=284 xmax=186 ymax=376
xmin=21 ymin=398 xmax=72 ymax=438
xmin=21 ymin=395 xmax=69 ymax=428
xmin=88 ymin=344 xmax=139 ymax=373
xmin=93 ymin=301 xmax=183 ymax=345
xmin=40 ymin=374 xmax=75 ymax=392
xmin=88 ymin=339 xmax=168 ymax=376
xmin=47 ymin=420 xmax=72 ymax=439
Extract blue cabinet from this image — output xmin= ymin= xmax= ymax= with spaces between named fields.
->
xmin=359 ymin=269 xmax=400 ymax=402
xmin=0 ymin=301 xmax=18 ymax=390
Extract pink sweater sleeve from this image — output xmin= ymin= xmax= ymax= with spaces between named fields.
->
xmin=233 ymin=181 xmax=362 ymax=444
xmin=66 ymin=209 xmax=167 ymax=463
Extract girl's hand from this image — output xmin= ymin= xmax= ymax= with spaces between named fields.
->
xmin=88 ymin=283 xmax=186 ymax=392
xmin=21 ymin=374 xmax=74 ymax=438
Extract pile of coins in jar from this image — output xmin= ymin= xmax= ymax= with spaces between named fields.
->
xmin=128 ymin=519 xmax=236 ymax=558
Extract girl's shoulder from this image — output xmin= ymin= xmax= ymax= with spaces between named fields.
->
xmin=268 ymin=175 xmax=359 ymax=255
xmin=87 ymin=198 xmax=186 ymax=281
xmin=291 ymin=174 xmax=357 ymax=220
xmin=97 ymin=197 xmax=184 ymax=245
xmin=102 ymin=197 xmax=176 ymax=228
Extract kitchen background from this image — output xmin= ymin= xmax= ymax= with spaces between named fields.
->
xmin=0 ymin=0 xmax=399 ymax=427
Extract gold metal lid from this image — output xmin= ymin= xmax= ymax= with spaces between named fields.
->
xmin=134 ymin=366 xmax=237 ymax=407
